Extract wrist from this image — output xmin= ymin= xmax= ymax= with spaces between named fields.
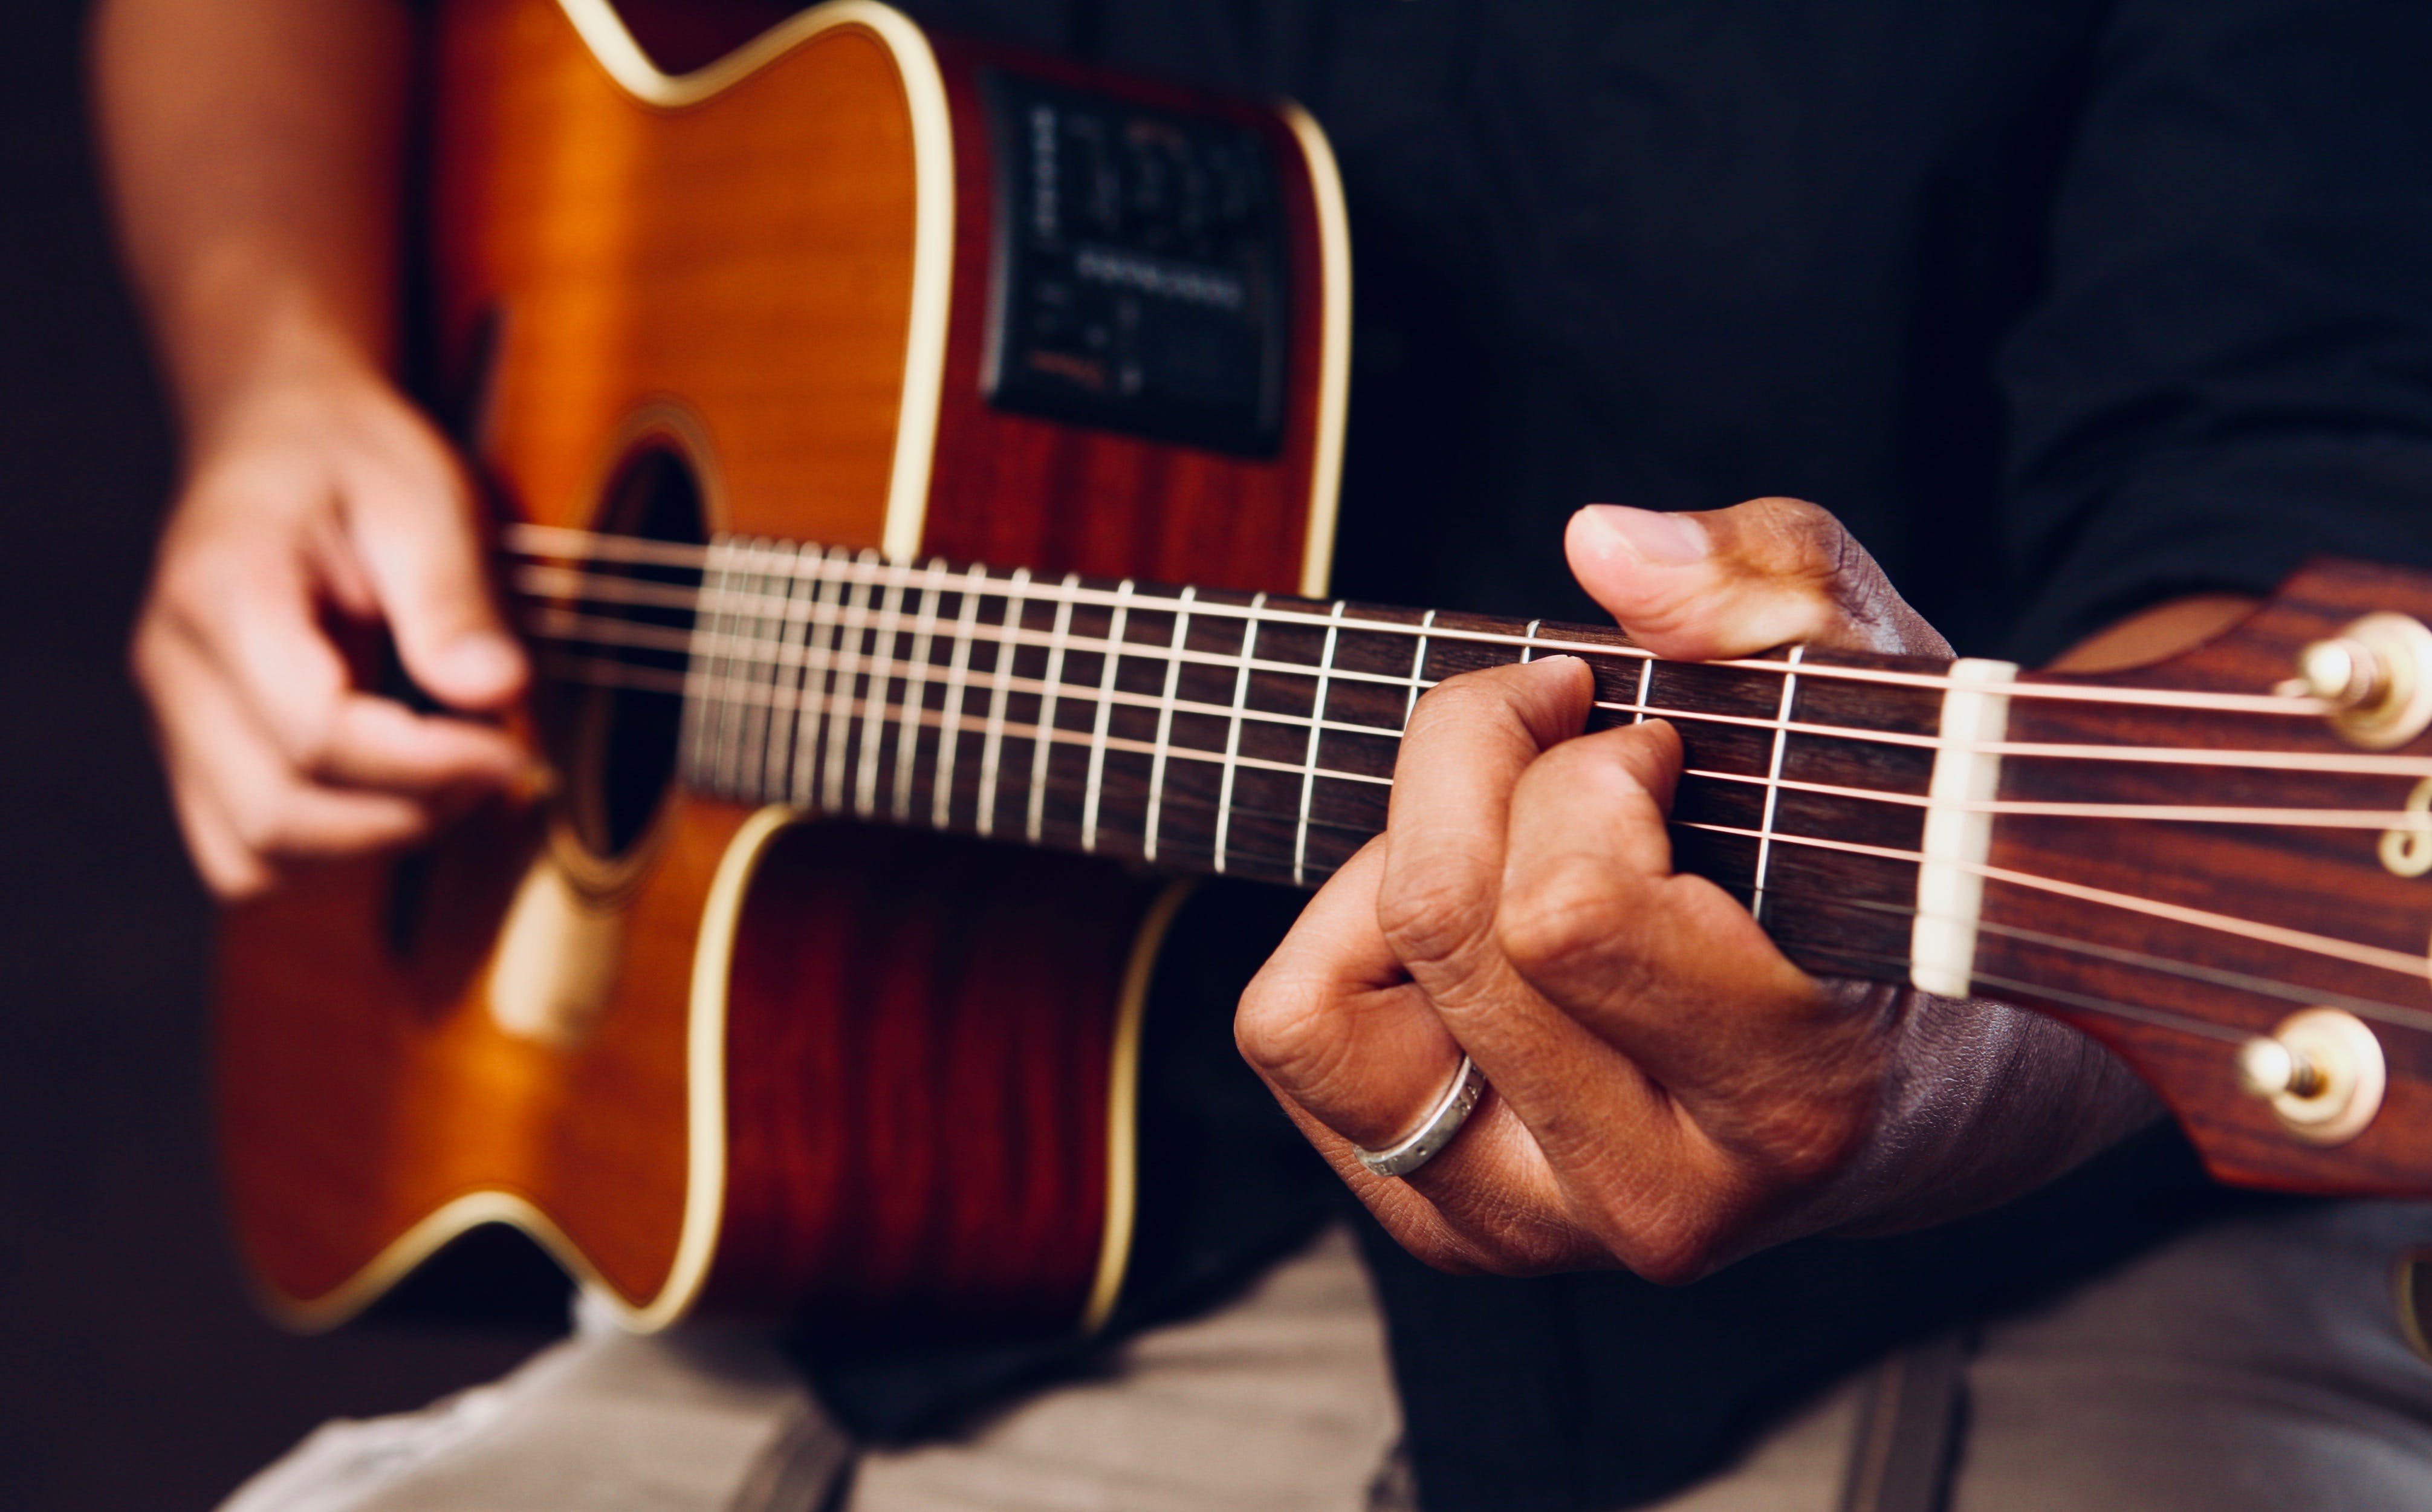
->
xmin=183 ymin=329 xmax=412 ymax=469
xmin=170 ymin=273 xmax=398 ymax=459
xmin=1818 ymin=992 xmax=2162 ymax=1239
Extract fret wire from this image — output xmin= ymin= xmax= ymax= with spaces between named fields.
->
xmin=684 ymin=547 xmax=719 ymax=793
xmin=678 ymin=542 xmax=732 ymax=792
xmin=976 ymin=568 xmax=1028 ymax=837
xmin=1295 ymin=602 xmax=1348 ymax=886
xmin=792 ymin=546 xmax=848 ymax=808
xmin=728 ymin=542 xmax=770 ymax=798
xmin=1749 ymin=646 xmax=1804 ymax=925
xmin=739 ymin=547 xmax=788 ymax=806
xmin=1633 ymin=651 xmax=1653 ymax=725
xmin=820 ymin=550 xmax=877 ymax=811
xmin=1081 ymin=580 xmax=1135 ymax=852
xmin=1143 ymin=585 xmax=1196 ymax=864
xmin=1406 ymin=608 xmax=1436 ymax=728
xmin=751 ymin=541 xmax=794 ymax=800
xmin=754 ymin=541 xmax=800 ymax=801
xmin=511 ymin=528 xmax=2329 ymax=720
xmin=701 ymin=542 xmax=741 ymax=796
xmin=713 ymin=542 xmax=760 ymax=797
xmin=810 ymin=544 xmax=855 ymax=808
xmin=1028 ymin=574 xmax=1083 ymax=846
xmin=1520 ymin=619 xmax=1542 ymax=661
xmin=1214 ymin=593 xmax=1268 ymax=875
xmin=764 ymin=540 xmax=816 ymax=802
xmin=857 ymin=559 xmax=907 ymax=818
xmin=933 ymin=564 xmax=986 ymax=831
xmin=893 ymin=559 xmax=947 ymax=823
xmin=790 ymin=545 xmax=834 ymax=804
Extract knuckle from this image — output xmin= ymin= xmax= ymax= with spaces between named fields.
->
xmin=285 ymin=708 xmax=347 ymax=779
xmin=1404 ymin=668 xmax=1528 ymax=740
xmin=206 ymin=854 xmax=277 ymax=905
xmin=1722 ymin=495 xmax=1850 ymax=591
xmin=1607 ymin=1201 xmax=1732 ymax=1286
xmin=1746 ymin=1095 xmax=1868 ymax=1186
xmin=1233 ymin=973 xmax=1337 ymax=1082
xmin=1478 ymin=1222 xmax=1591 ymax=1278
xmin=1494 ymin=858 xmax=1623 ymax=990
xmin=1375 ymin=867 xmax=1494 ymax=973
xmin=222 ymin=788 xmax=295 ymax=857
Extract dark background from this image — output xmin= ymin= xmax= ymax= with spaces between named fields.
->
xmin=0 ymin=2 xmax=556 ymax=1506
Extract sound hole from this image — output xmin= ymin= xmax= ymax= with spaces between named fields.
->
xmin=536 ymin=443 xmax=706 ymax=865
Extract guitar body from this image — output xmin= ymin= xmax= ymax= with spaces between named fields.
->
xmin=216 ymin=0 xmax=1348 ymax=1334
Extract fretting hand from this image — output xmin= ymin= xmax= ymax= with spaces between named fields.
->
xmin=1234 ymin=498 xmax=2160 ymax=1279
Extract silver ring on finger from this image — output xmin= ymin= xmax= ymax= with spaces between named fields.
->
xmin=1352 ymin=1055 xmax=1490 ymax=1179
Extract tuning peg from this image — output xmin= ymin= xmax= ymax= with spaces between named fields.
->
xmin=2234 ymin=1008 xmax=2385 ymax=1146
xmin=2282 ymin=614 xmax=2432 ymax=748
xmin=2289 ymin=636 xmax=2385 ymax=708
xmin=2234 ymin=1035 xmax=2323 ymax=1100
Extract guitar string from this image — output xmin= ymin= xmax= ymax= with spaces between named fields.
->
xmin=526 ymin=612 xmax=2432 ymax=830
xmin=1668 ymin=817 xmax=2428 ymax=980
xmin=1766 ymin=940 xmax=2257 ymax=1047
xmin=510 ymin=554 xmax=2432 ymax=780
xmin=552 ymin=641 xmax=2431 ymax=1055
xmin=544 ymin=649 xmax=2432 ymax=988
xmin=504 ymin=527 xmax=2332 ymax=720
xmin=536 ymin=571 xmax=2432 ymax=784
xmin=1795 ymin=892 xmax=2432 ymax=1034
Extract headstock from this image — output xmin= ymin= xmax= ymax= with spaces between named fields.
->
xmin=1983 ymin=558 xmax=2432 ymax=1195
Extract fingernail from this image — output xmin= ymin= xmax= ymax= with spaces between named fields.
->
xmin=1581 ymin=505 xmax=1710 ymax=566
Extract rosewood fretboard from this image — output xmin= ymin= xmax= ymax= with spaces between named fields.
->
xmin=517 ymin=527 xmax=1973 ymax=994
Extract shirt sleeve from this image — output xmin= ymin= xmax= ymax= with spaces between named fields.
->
xmin=1998 ymin=0 xmax=2432 ymax=663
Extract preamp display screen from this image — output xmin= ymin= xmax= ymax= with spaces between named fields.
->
xmin=981 ymin=72 xmax=1289 ymax=456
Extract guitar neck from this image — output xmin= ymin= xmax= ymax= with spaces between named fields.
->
xmin=524 ymin=532 xmax=2003 ymax=996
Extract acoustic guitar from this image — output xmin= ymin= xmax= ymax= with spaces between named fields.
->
xmin=220 ymin=0 xmax=2432 ymax=1345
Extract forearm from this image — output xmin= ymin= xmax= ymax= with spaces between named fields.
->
xmin=92 ymin=0 xmax=414 ymax=449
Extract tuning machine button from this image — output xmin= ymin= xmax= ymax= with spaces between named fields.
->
xmin=2236 ymin=1007 xmax=2385 ymax=1146
xmin=2284 ymin=612 xmax=2432 ymax=748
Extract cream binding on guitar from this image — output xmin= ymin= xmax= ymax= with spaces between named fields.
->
xmin=219 ymin=0 xmax=2432 ymax=1345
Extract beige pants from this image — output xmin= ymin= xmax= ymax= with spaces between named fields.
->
xmin=218 ymin=1202 xmax=2432 ymax=1512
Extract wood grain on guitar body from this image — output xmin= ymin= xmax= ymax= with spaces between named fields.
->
xmin=215 ymin=0 xmax=2432 ymax=1349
